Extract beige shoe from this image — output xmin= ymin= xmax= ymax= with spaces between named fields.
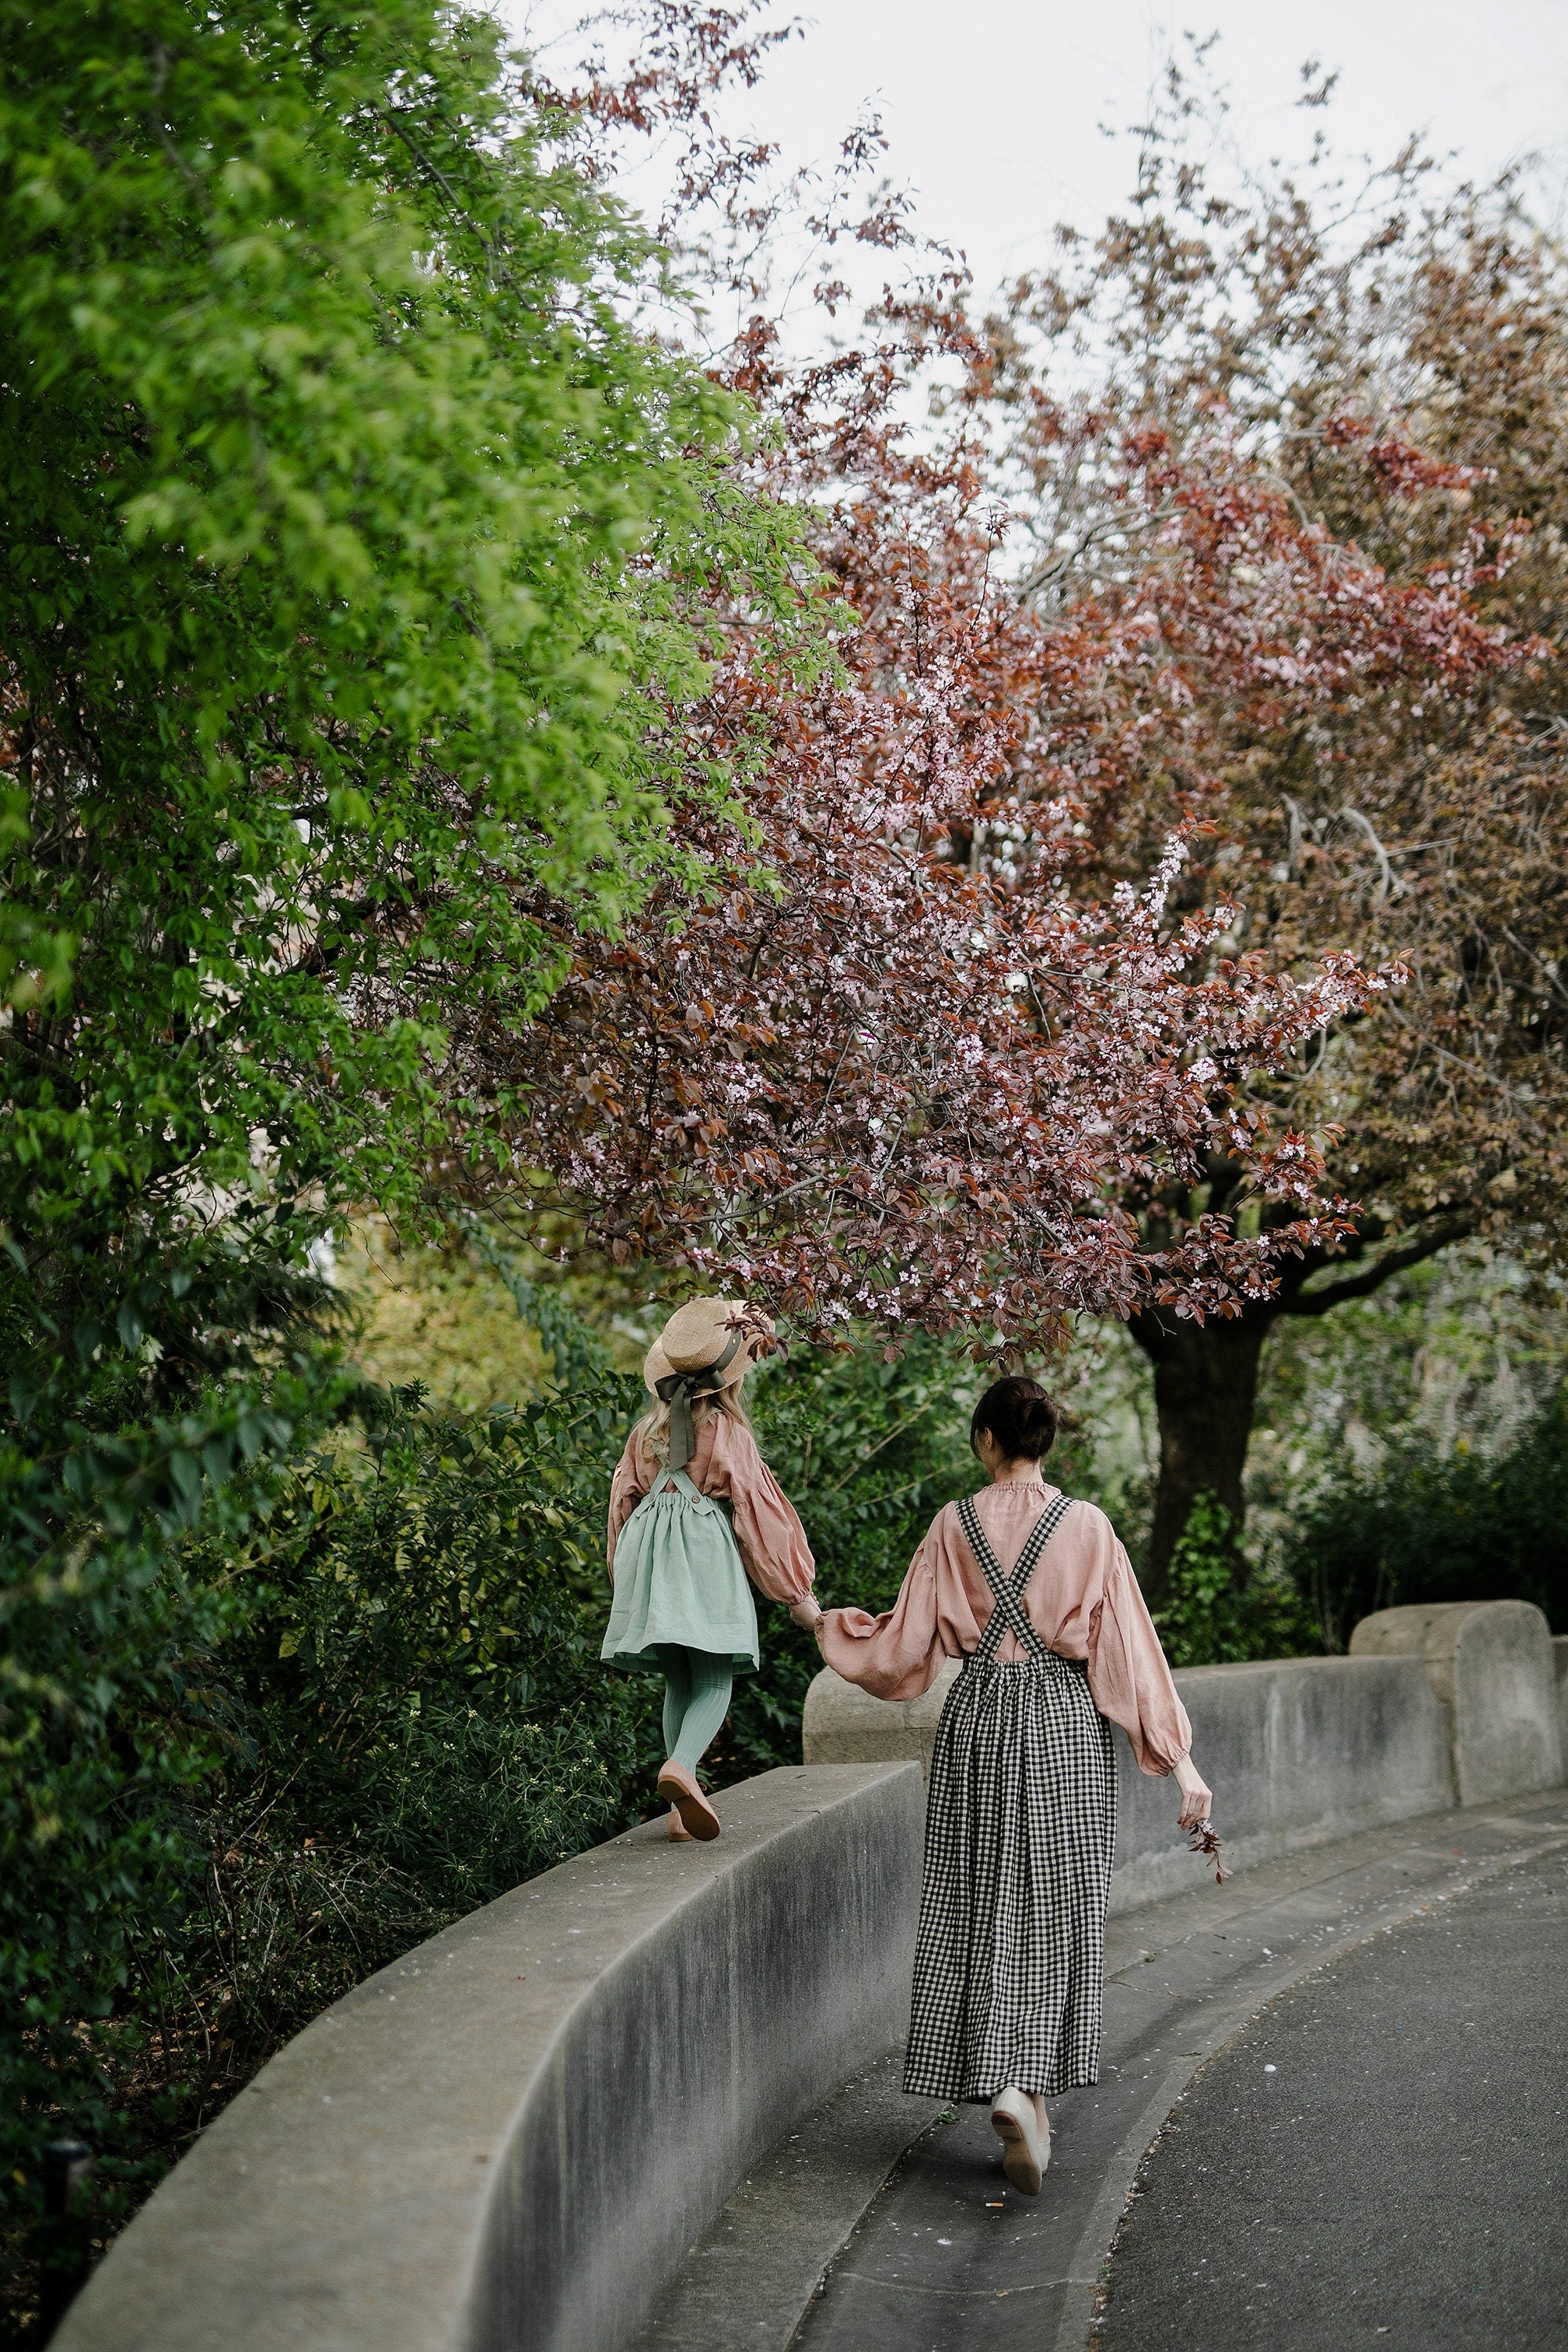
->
xmin=990 ymin=2086 xmax=1050 ymax=2195
xmin=655 ymin=1759 xmax=720 ymax=1842
xmin=666 ymin=1806 xmax=693 ymax=1842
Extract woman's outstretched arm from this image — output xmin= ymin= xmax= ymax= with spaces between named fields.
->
xmin=814 ymin=1515 xmax=952 ymax=1700
xmin=1083 ymin=1517 xmax=1194 ymax=1775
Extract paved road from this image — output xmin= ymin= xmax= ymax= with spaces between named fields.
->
xmin=779 ymin=1795 xmax=1568 ymax=2352
xmin=1094 ymin=1844 xmax=1568 ymax=2352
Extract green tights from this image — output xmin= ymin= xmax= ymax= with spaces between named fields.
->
xmin=656 ymin=1645 xmax=734 ymax=1773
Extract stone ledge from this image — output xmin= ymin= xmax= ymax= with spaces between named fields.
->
xmin=1351 ymin=1599 xmax=1563 ymax=1804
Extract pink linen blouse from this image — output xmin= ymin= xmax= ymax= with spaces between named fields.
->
xmin=815 ymin=1478 xmax=1191 ymax=1776
xmin=606 ymin=1408 xmax=816 ymax=1604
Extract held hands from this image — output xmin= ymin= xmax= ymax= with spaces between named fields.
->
xmin=1172 ymin=1753 xmax=1214 ymax=1835
xmin=789 ymin=1599 xmax=824 ymax=1632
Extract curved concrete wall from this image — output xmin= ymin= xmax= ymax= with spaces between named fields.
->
xmin=802 ymin=1601 xmax=1563 ymax=1911
xmin=804 ymin=1653 xmax=1455 ymax=1911
xmin=50 ymin=1606 xmax=1563 ymax=2352
xmin=1109 ymin=1654 xmax=1454 ymax=1907
xmin=53 ymin=1763 xmax=924 ymax=2352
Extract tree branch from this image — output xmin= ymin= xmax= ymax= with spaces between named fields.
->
xmin=824 ymin=1399 xmax=937 ymax=1490
xmin=1279 ymin=1218 xmax=1472 ymax=1316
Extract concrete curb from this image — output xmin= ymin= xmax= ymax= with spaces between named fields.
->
xmin=630 ymin=2047 xmax=946 ymax=2352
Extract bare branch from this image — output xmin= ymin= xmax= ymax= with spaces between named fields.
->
xmin=1338 ymin=804 xmax=1396 ymax=904
xmin=1280 ymin=1218 xmax=1473 ymax=1316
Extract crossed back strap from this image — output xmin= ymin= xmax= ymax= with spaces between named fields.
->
xmin=957 ymin=1490 xmax=1074 ymax=1664
xmin=652 ymin=1466 xmax=710 ymax=1504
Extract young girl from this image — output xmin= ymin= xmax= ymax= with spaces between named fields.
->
xmin=604 ymin=1297 xmax=818 ymax=1842
xmin=791 ymin=1374 xmax=1213 ymax=2197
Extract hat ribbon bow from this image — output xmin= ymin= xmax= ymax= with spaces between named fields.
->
xmin=654 ymin=1330 xmax=743 ymax=1470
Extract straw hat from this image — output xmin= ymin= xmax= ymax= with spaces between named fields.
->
xmin=643 ymin=1298 xmax=775 ymax=1472
xmin=642 ymin=1298 xmax=774 ymax=1396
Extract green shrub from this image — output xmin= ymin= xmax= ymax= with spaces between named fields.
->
xmin=1281 ymin=1388 xmax=1568 ymax=1651
xmin=223 ymin=1377 xmax=656 ymax=1891
xmin=0 ymin=1349 xmax=336 ymax=2342
xmin=1 ymin=1366 xmax=655 ymax=2339
xmin=1154 ymin=1493 xmax=1319 ymax=1668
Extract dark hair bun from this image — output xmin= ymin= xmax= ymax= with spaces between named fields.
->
xmin=970 ymin=1375 xmax=1058 ymax=1463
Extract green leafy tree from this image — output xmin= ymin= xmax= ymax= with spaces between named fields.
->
xmin=0 ymin=0 xmax=810 ymax=2302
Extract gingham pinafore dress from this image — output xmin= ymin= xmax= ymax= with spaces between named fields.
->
xmin=903 ymin=1491 xmax=1118 ymax=2104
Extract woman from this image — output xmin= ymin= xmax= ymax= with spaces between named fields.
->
xmin=792 ymin=1374 xmax=1211 ymax=2196
xmin=604 ymin=1298 xmax=819 ymax=1841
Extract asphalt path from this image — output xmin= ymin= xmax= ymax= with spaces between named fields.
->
xmin=1092 ymin=1846 xmax=1568 ymax=2352
xmin=783 ymin=1795 xmax=1568 ymax=2352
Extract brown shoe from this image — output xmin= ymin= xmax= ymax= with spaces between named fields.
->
xmin=666 ymin=1806 xmax=693 ymax=1842
xmin=655 ymin=1759 xmax=720 ymax=1841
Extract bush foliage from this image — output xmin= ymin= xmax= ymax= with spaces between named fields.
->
xmin=1152 ymin=1492 xmax=1319 ymax=1670
xmin=1281 ymin=1389 xmax=1568 ymax=1651
xmin=1 ymin=1359 xmax=656 ymax=2334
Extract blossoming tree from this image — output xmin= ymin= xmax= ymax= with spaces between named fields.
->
xmin=463 ymin=15 xmax=1566 ymax=1594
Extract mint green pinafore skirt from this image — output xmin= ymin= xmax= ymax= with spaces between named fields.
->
xmin=601 ymin=1466 xmax=760 ymax=1673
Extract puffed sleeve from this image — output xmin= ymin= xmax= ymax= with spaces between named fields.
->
xmin=815 ymin=1511 xmax=951 ymax=1700
xmin=1086 ymin=1530 xmax=1192 ymax=1775
xmin=706 ymin=1417 xmax=816 ymax=1603
xmin=605 ymin=1432 xmax=650 ymax=1579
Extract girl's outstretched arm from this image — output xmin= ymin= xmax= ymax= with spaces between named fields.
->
xmin=605 ymin=1432 xmax=650 ymax=1578
xmin=703 ymin=1415 xmax=815 ymax=1601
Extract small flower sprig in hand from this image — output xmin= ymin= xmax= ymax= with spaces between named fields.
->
xmin=1187 ymin=1819 xmax=1230 ymax=1885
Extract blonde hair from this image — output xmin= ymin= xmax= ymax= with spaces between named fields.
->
xmin=635 ymin=1378 xmax=753 ymax=1465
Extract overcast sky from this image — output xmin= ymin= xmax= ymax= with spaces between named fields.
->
xmin=514 ymin=0 xmax=1568 ymax=301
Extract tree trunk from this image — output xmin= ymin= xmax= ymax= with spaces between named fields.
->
xmin=1130 ymin=1305 xmax=1276 ymax=1606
